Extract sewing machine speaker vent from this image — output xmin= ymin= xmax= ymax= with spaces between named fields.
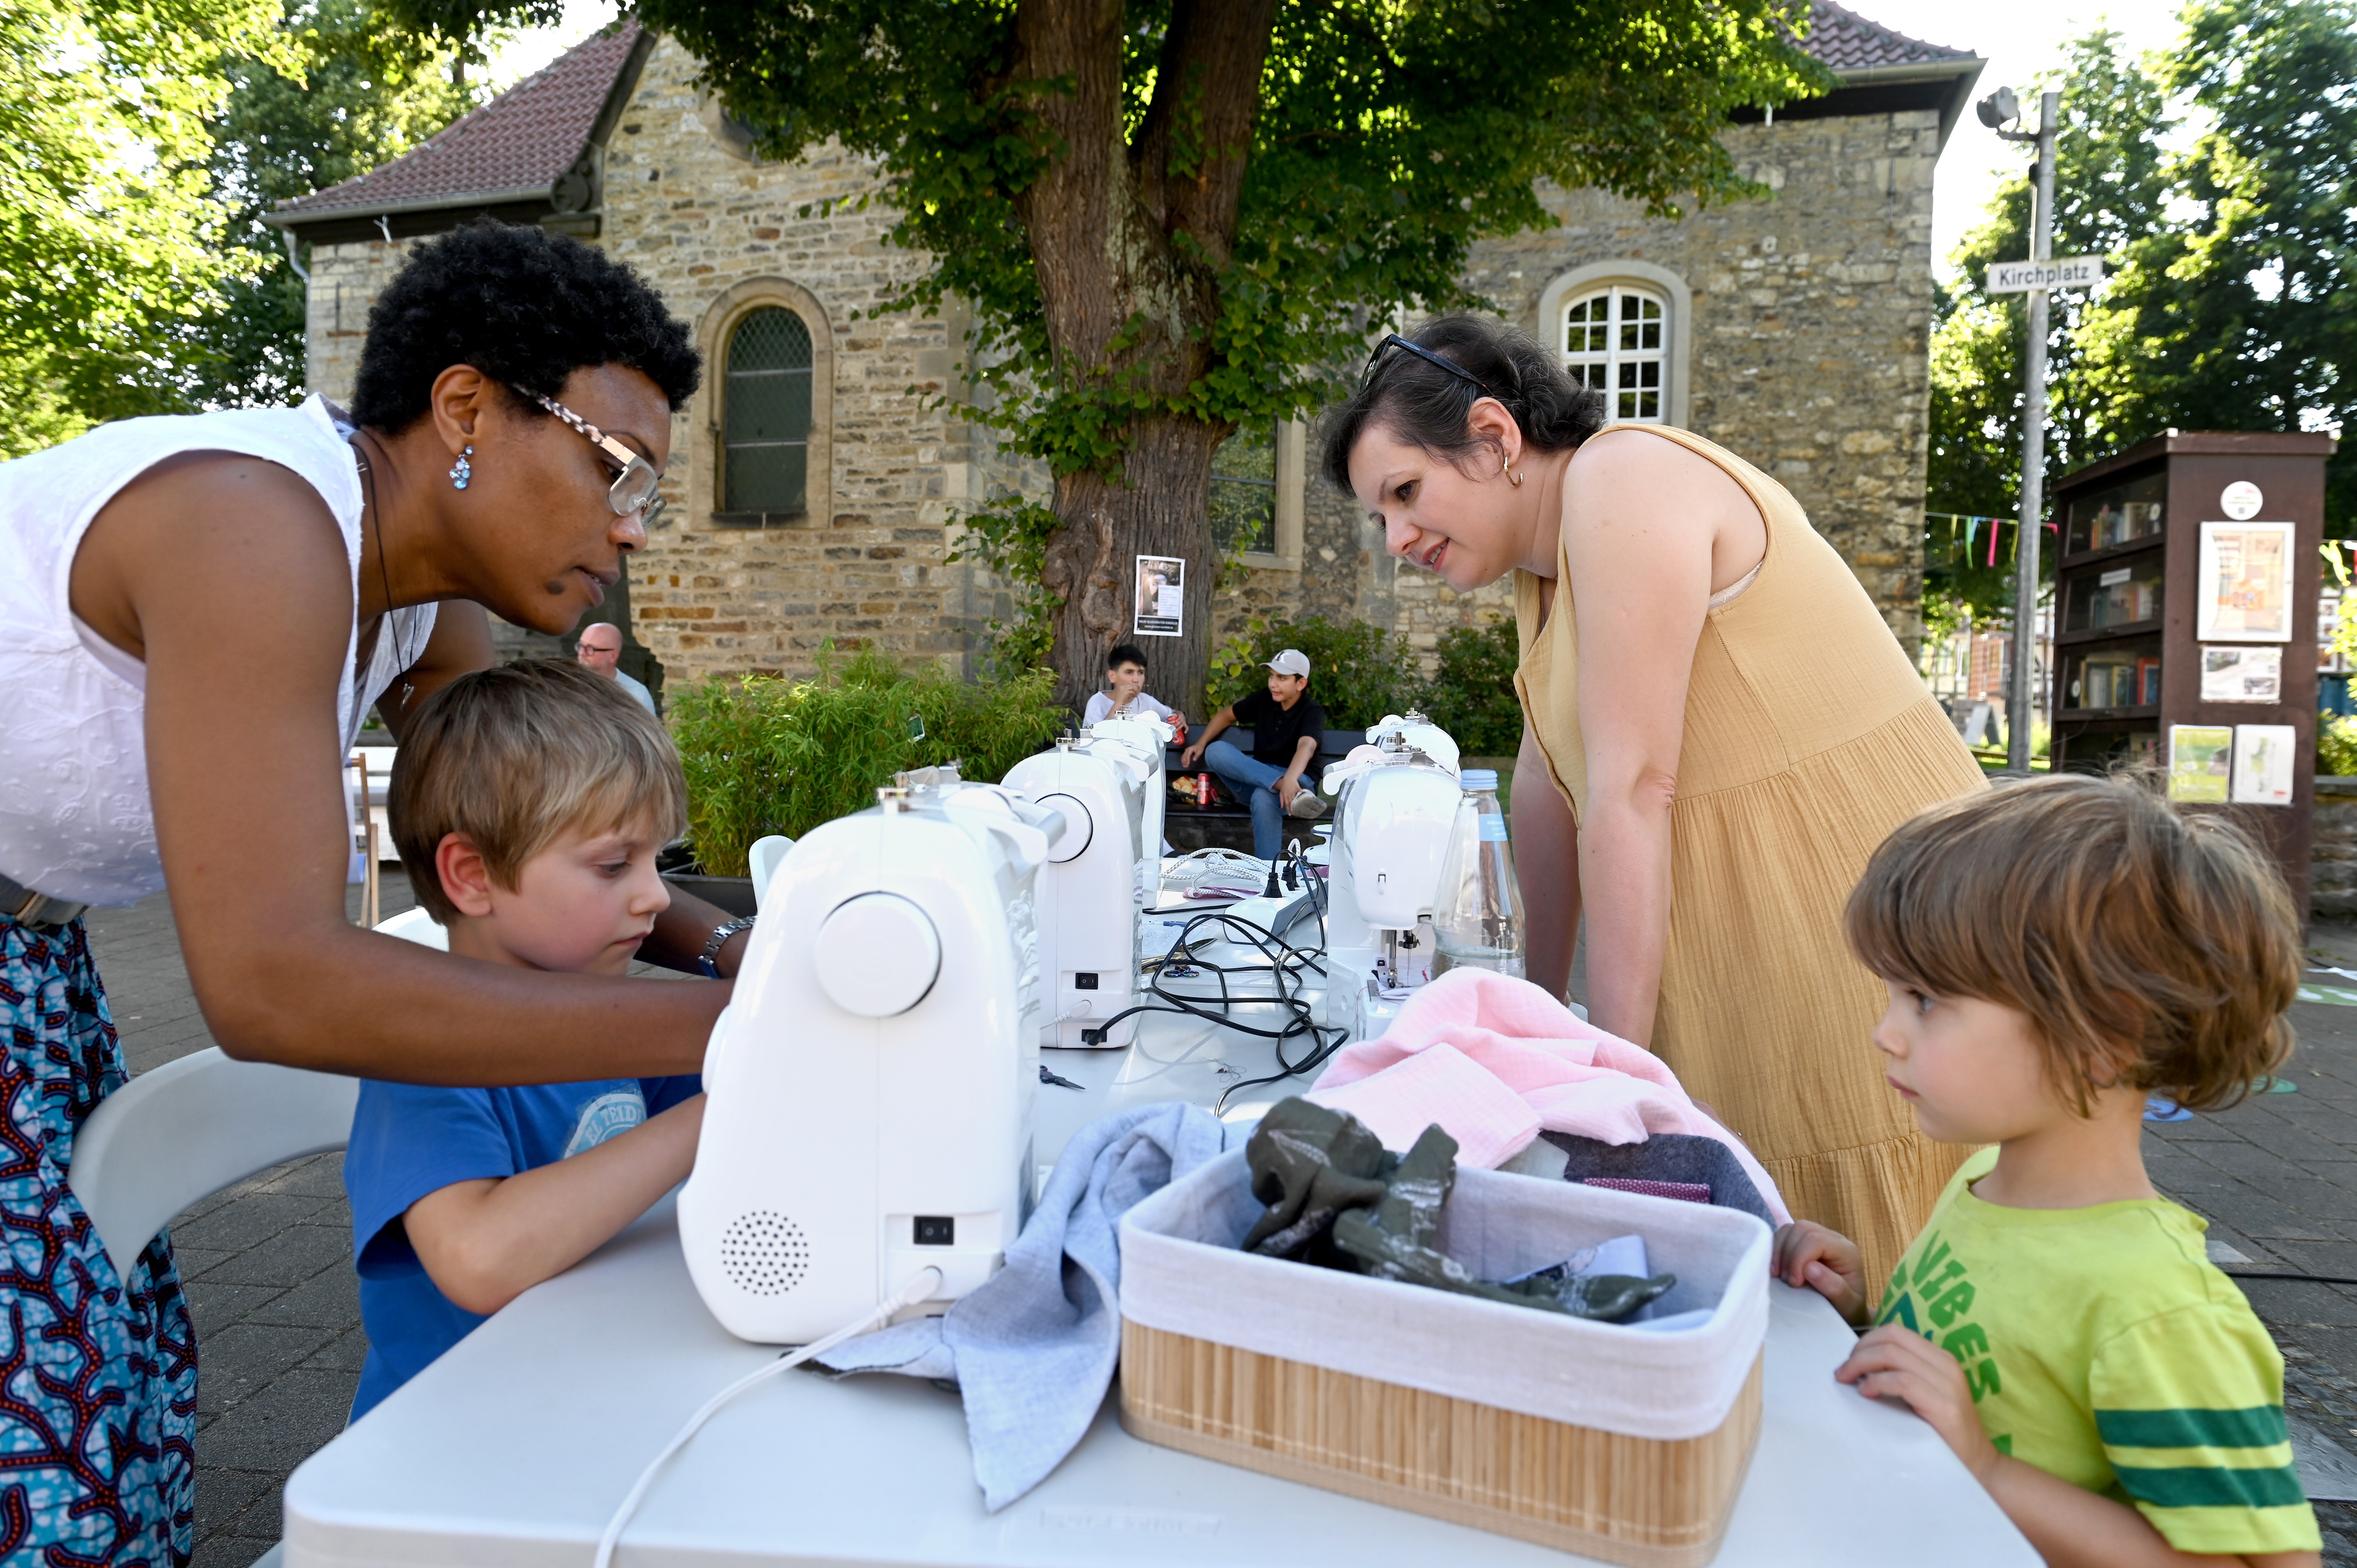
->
xmin=718 ymin=1210 xmax=811 ymax=1296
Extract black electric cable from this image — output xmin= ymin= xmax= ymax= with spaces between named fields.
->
xmin=2223 ymin=1270 xmax=2357 ymax=1288
xmin=1092 ymin=903 xmax=1346 ymax=1112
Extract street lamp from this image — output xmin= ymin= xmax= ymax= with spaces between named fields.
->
xmin=1978 ymin=85 xmax=2060 ymax=775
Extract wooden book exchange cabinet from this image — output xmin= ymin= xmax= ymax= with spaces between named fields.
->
xmin=2048 ymin=431 xmax=2336 ymax=911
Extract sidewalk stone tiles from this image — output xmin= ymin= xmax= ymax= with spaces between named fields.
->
xmin=84 ymin=878 xmax=415 ymax=1567
xmin=74 ymin=887 xmax=2357 ymax=1564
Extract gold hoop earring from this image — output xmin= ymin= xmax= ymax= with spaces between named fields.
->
xmin=1505 ymin=458 xmax=1524 ymax=488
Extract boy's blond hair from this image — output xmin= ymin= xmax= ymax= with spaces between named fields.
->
xmin=1844 ymin=773 xmax=2298 ymax=1115
xmin=388 ymin=659 xmax=687 ymax=923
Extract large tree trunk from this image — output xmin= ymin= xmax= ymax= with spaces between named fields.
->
xmin=1007 ymin=0 xmax=1278 ymax=719
xmin=1042 ymin=414 xmax=1224 ymax=717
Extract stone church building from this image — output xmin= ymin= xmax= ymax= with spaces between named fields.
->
xmin=269 ymin=7 xmax=1983 ymax=702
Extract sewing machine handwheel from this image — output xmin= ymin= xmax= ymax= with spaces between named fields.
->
xmin=1033 ymin=793 xmax=1094 ymax=863
xmin=813 ymin=893 xmax=941 ymax=1017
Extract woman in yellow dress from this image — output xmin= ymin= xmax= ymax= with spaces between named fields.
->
xmin=1326 ymin=316 xmax=1987 ymax=1285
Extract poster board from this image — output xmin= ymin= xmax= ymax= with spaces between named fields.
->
xmin=2195 ymin=521 xmax=2295 ymax=642
xmin=2167 ymin=724 xmax=2233 ymax=804
xmin=1134 ymin=555 xmax=1184 ymax=637
xmin=2198 ymin=646 xmax=2283 ymax=703
xmin=2231 ymin=724 xmax=2297 ymax=806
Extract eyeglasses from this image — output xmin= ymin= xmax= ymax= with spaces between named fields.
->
xmin=532 ymin=393 xmax=668 ymax=530
xmin=1361 ymin=333 xmax=1497 ymax=398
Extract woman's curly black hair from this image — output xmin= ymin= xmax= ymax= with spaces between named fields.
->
xmin=1321 ymin=315 xmax=1606 ymax=495
xmin=349 ymin=219 xmax=701 ymax=432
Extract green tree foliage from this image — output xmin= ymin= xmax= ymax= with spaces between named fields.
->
xmin=2079 ymin=0 xmax=2357 ymax=530
xmin=0 ymin=0 xmax=289 ymax=455
xmin=1924 ymin=28 xmax=2171 ymax=625
xmin=624 ymin=0 xmax=1830 ymax=715
xmin=186 ymin=0 xmax=473 ymax=409
xmin=1926 ymin=0 xmax=2357 ymax=628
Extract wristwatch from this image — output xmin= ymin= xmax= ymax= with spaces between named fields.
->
xmin=699 ymin=916 xmax=756 ymax=978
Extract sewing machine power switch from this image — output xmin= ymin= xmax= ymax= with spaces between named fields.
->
xmin=913 ymin=1216 xmax=955 ymax=1246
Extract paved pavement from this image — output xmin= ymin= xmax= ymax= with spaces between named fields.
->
xmin=72 ymin=882 xmax=2357 ymax=1565
xmin=82 ymin=876 xmax=420 ymax=1568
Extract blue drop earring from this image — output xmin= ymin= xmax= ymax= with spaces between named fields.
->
xmin=449 ymin=445 xmax=474 ymax=490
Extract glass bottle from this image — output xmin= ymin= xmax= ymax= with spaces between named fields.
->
xmin=1433 ymin=768 xmax=1525 ymax=979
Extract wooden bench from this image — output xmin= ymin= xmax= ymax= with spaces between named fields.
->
xmin=1162 ymin=727 xmax=1366 ymax=855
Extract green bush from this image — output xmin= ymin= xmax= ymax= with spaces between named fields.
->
xmin=668 ymin=647 xmax=1064 ymax=875
xmin=1209 ymin=614 xmax=1422 ymax=729
xmin=1209 ymin=611 xmax=1523 ymax=751
xmin=1418 ymin=620 xmax=1523 ymax=756
xmin=2322 ymin=711 xmax=2357 ymax=776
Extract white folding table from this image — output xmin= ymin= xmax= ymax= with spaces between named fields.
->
xmin=284 ymin=950 xmax=2036 ymax=1566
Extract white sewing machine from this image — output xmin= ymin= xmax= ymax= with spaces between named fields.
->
xmin=679 ymin=781 xmax=1059 ymax=1344
xmin=1002 ymin=735 xmax=1151 ymax=1049
xmin=1084 ymin=712 xmax=1174 ymax=893
xmin=1318 ymin=713 xmax=1464 ymax=1038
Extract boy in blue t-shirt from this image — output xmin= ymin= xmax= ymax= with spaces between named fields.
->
xmin=343 ymin=660 xmax=707 ymax=1422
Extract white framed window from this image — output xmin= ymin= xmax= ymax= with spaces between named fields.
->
xmin=1532 ymin=261 xmax=1692 ymax=428
xmin=1562 ymin=285 xmax=1667 ymax=423
xmin=1209 ymin=419 xmax=1306 ymax=570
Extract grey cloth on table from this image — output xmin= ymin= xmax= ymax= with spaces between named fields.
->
xmin=814 ymin=1101 xmax=1229 ymax=1511
xmin=1541 ymin=1130 xmax=1777 ymax=1226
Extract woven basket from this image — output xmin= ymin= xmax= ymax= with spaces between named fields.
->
xmin=1117 ymin=1151 xmax=1771 ymax=1567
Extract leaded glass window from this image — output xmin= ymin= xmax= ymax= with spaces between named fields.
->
xmin=1562 ymin=286 xmax=1667 ymax=423
xmin=1210 ymin=421 xmax=1277 ymax=554
xmin=724 ymin=307 xmax=813 ymax=515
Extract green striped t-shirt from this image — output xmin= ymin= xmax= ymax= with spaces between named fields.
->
xmin=1877 ymin=1148 xmax=2319 ymax=1556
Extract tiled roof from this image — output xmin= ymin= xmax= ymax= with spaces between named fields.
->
xmin=1801 ymin=1 xmax=1976 ymax=72
xmin=273 ymin=4 xmax=1968 ymax=226
xmin=274 ymin=21 xmax=640 ymax=217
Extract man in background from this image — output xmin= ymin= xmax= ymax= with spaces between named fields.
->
xmin=575 ymin=622 xmax=657 ymax=716
xmin=1180 ymin=648 xmax=1327 ymax=860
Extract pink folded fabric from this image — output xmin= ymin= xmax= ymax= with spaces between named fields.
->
xmin=1306 ymin=1042 xmax=1542 ymax=1170
xmin=1310 ymin=968 xmax=1791 ymax=1223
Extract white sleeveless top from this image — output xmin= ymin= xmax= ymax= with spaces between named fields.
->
xmin=0 ymin=396 xmax=437 ymax=906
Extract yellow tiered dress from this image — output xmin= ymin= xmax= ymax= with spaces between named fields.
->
xmin=1513 ymin=425 xmax=1988 ymax=1288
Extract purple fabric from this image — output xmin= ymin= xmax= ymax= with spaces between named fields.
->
xmin=1583 ymin=1177 xmax=1712 ymax=1205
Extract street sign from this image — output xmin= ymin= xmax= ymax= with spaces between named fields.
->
xmin=1986 ymin=255 xmax=2106 ymax=293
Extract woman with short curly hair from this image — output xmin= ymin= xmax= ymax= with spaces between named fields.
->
xmin=1326 ymin=315 xmax=1990 ymax=1296
xmin=0 ymin=220 xmax=753 ymax=1561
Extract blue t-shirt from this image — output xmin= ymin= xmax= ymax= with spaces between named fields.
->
xmin=342 ymin=1073 xmax=701 ymax=1421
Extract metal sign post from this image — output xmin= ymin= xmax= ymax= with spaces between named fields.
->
xmin=1978 ymin=87 xmax=2064 ymax=773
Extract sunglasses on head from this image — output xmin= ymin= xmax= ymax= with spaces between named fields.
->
xmin=1361 ymin=333 xmax=1498 ymax=398
xmin=532 ymin=392 xmax=668 ymax=530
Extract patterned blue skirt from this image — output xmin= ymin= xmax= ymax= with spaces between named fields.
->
xmin=0 ymin=915 xmax=195 ymax=1566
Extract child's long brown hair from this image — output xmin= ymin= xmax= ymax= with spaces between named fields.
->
xmin=1845 ymin=773 xmax=2299 ymax=1114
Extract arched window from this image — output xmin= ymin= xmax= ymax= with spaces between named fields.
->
xmin=1562 ymin=284 xmax=1668 ymax=423
xmin=723 ymin=307 xmax=813 ymax=516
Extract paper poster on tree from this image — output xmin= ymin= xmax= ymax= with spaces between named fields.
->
xmin=1134 ymin=556 xmax=1184 ymax=638
xmin=2197 ymin=522 xmax=2295 ymax=642
xmin=2168 ymin=724 xmax=2233 ymax=804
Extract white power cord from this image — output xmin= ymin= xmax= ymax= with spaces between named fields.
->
xmin=591 ymin=1266 xmax=943 ymax=1568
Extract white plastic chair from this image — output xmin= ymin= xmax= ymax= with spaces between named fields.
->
xmin=69 ymin=905 xmax=448 ymax=1281
xmin=70 ymin=911 xmax=445 ymax=1568
xmin=369 ymin=904 xmax=448 ymax=950
xmin=747 ymin=834 xmax=795 ymax=908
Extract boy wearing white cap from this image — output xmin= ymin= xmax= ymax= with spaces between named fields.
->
xmin=1180 ymin=648 xmax=1327 ymax=860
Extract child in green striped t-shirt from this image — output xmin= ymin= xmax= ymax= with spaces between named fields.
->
xmin=1774 ymin=774 xmax=2320 ymax=1566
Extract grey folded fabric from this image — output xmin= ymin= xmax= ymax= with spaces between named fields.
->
xmin=813 ymin=1101 xmax=1228 ymax=1511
